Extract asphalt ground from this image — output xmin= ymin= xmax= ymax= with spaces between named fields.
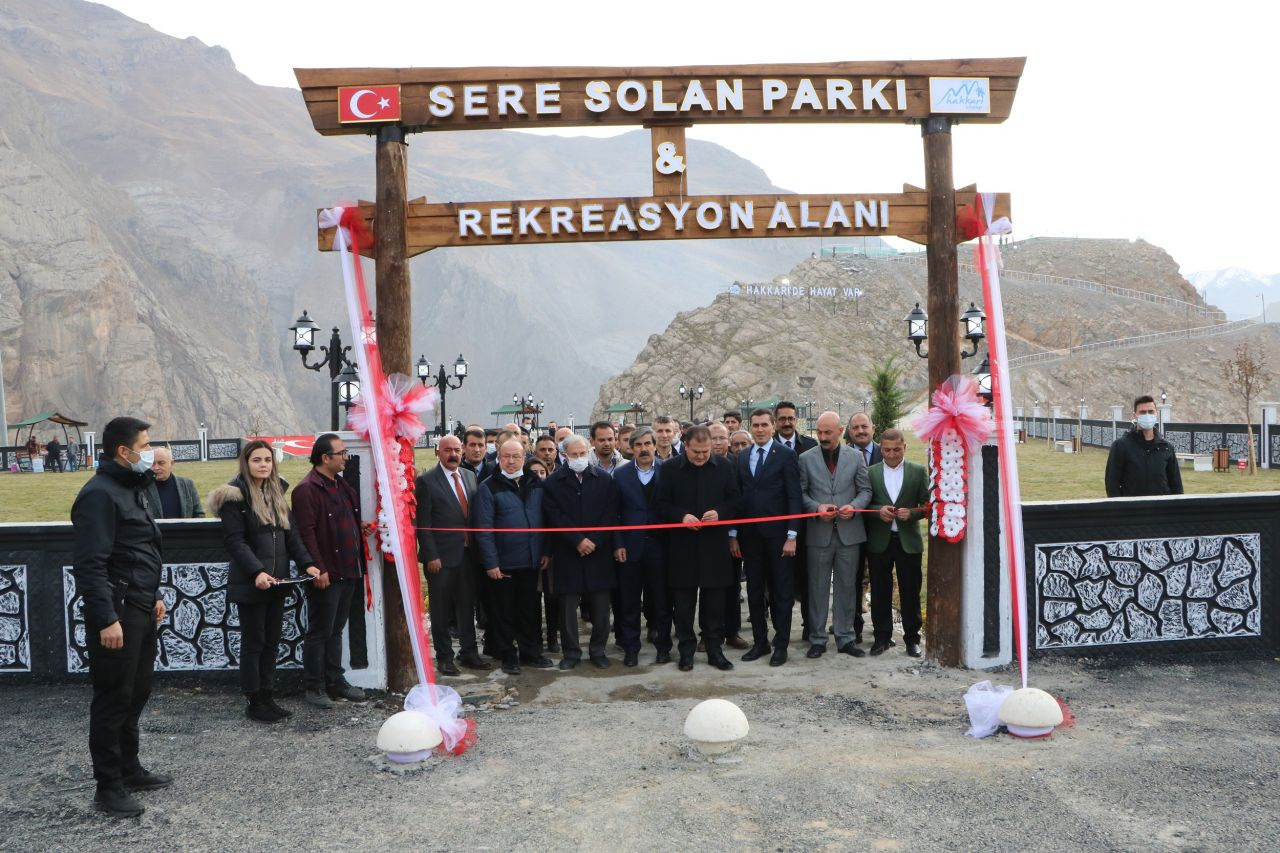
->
xmin=2 ymin=633 xmax=1277 ymax=852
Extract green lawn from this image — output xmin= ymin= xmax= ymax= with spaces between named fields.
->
xmin=0 ymin=450 xmax=440 ymax=524
xmin=1 ymin=443 xmax=1274 ymax=524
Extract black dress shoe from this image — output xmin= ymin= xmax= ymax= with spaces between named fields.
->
xmin=624 ymin=651 xmax=639 ymax=667
xmin=501 ymin=659 xmax=522 ymax=675
xmin=769 ymin=648 xmax=787 ymax=667
xmin=806 ymin=645 xmax=825 ymax=659
xmin=742 ymin=644 xmax=770 ymax=662
xmin=590 ymin=654 xmax=610 ymax=669
xmin=869 ymin=641 xmax=889 ymax=656
xmin=906 ymin=642 xmax=922 ymax=658
xmin=458 ymin=653 xmax=492 ymax=671
xmin=709 ymin=654 xmax=734 ymax=671
xmin=522 ymin=655 xmax=555 ymax=668
xmin=678 ymin=657 xmax=694 ymax=671
xmin=122 ymin=769 xmax=173 ymax=791
xmin=437 ymin=660 xmax=460 ymax=676
xmin=654 ymin=651 xmax=672 ymax=664
xmin=558 ymin=658 xmax=578 ymax=671
xmin=838 ymin=642 xmax=866 ymax=658
xmin=94 ymin=785 xmax=144 ymax=818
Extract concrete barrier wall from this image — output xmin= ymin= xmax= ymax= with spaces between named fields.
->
xmin=0 ymin=432 xmax=388 ymax=686
xmin=1022 ymin=493 xmax=1278 ymax=656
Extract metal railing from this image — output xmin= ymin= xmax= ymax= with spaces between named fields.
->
xmin=886 ymin=254 xmax=1218 ymax=316
xmin=1008 ymin=316 xmax=1262 ymax=369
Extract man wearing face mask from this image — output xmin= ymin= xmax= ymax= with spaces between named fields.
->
xmin=474 ymin=439 xmax=554 ymax=674
xmin=1105 ymin=395 xmax=1184 ymax=497
xmin=71 ymin=416 xmax=170 ymax=817
xmin=543 ymin=435 xmax=622 ymax=669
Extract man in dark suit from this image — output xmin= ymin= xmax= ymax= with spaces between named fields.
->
xmin=654 ymin=425 xmax=740 ymax=671
xmin=614 ymin=427 xmax=671 ymax=666
xmin=773 ymin=401 xmax=818 ymax=641
xmin=846 ymin=413 xmax=882 ymax=466
xmin=542 ymin=435 xmax=622 ymax=670
xmin=461 ymin=427 xmax=497 ymax=482
xmin=415 ymin=435 xmax=489 ymax=676
xmin=865 ymin=429 xmax=930 ymax=658
xmin=845 ymin=412 xmax=881 ymax=642
xmin=731 ymin=408 xmax=803 ymax=666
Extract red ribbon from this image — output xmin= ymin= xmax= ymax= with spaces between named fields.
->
xmin=414 ymin=508 xmax=924 ymax=534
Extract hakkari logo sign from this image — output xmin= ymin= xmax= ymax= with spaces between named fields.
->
xmin=338 ymin=85 xmax=401 ymax=123
xmin=928 ymin=77 xmax=990 ymax=114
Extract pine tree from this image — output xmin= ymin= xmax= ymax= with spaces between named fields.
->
xmin=866 ymin=356 xmax=909 ymax=441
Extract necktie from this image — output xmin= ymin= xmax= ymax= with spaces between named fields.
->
xmin=452 ymin=471 xmax=471 ymax=545
xmin=755 ymin=446 xmax=766 ymax=477
xmin=785 ymin=439 xmax=792 ymax=450
xmin=865 ymin=447 xmax=872 ymax=465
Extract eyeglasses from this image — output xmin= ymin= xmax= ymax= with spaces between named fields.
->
xmin=325 ymin=450 xmax=350 ymax=458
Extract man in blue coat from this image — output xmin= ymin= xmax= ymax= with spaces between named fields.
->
xmin=613 ymin=427 xmax=670 ymax=666
xmin=474 ymin=439 xmax=553 ymax=675
xmin=731 ymin=408 xmax=803 ymax=666
xmin=543 ymin=434 xmax=622 ymax=669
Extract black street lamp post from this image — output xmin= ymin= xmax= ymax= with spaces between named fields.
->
xmin=678 ymin=381 xmax=705 ymax=422
xmin=417 ymin=353 xmax=469 ymax=436
xmin=514 ymin=392 xmax=545 ymax=431
xmin=904 ymin=301 xmax=986 ymax=359
xmin=289 ymin=310 xmax=358 ymax=431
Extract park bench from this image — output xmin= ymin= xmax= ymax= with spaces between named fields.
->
xmin=1176 ymin=452 xmax=1213 ymax=472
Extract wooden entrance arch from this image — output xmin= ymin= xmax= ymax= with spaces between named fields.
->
xmin=296 ymin=58 xmax=1025 ymax=686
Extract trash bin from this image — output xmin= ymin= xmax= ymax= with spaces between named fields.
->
xmin=1213 ymin=446 xmax=1229 ymax=472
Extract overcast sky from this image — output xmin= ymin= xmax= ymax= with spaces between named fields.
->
xmin=98 ymin=0 xmax=1278 ymax=275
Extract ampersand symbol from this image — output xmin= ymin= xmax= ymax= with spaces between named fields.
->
xmin=655 ymin=141 xmax=686 ymax=175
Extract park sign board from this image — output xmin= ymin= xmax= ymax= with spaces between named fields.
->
xmin=296 ymin=59 xmax=1023 ymax=133
xmin=319 ymin=186 xmax=1011 ymax=255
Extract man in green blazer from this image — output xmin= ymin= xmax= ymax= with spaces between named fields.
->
xmin=865 ymin=429 xmax=929 ymax=658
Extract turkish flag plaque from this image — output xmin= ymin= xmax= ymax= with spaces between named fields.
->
xmin=337 ymin=85 xmax=401 ymax=123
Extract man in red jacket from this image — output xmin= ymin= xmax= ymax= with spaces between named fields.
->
xmin=292 ymin=433 xmax=368 ymax=708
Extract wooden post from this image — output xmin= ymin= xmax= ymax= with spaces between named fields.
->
xmin=922 ymin=116 xmax=962 ymax=667
xmin=648 ymin=124 xmax=690 ymax=197
xmin=375 ymin=125 xmax=417 ymax=692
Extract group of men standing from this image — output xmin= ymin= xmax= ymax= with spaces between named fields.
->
xmin=416 ymin=402 xmax=930 ymax=676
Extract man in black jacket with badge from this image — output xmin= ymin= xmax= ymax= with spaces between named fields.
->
xmin=71 ymin=416 xmax=171 ymax=818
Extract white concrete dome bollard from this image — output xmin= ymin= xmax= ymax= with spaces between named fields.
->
xmin=998 ymin=687 xmax=1064 ymax=738
xmin=377 ymin=710 xmax=443 ymax=763
xmin=684 ymin=699 xmax=749 ymax=755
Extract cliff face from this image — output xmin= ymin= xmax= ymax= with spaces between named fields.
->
xmin=0 ymin=0 xmax=811 ymax=438
xmin=594 ymin=241 xmax=1269 ymax=425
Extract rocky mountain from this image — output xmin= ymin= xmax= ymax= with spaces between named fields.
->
xmin=0 ymin=0 xmax=812 ymax=439
xmin=1188 ymin=267 xmax=1280 ymax=321
xmin=594 ymin=238 xmax=1277 ymax=425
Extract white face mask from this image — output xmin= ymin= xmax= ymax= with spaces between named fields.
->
xmin=1135 ymin=414 xmax=1158 ymax=431
xmin=500 ymin=468 xmax=522 ymax=480
xmin=567 ymin=456 xmax=589 ymax=473
xmin=486 ymin=442 xmax=497 ymax=455
xmin=128 ymin=448 xmax=155 ymax=473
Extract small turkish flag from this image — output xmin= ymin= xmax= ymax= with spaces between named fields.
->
xmin=338 ymin=85 xmax=401 ymax=123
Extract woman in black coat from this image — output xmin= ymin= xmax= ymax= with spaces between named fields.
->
xmin=209 ymin=440 xmax=318 ymax=722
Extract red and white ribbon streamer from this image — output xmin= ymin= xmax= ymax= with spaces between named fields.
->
xmin=318 ymin=206 xmax=435 ymax=693
xmin=973 ymin=192 xmax=1028 ymax=688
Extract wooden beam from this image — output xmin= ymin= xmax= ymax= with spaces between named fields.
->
xmin=295 ymin=58 xmax=1026 ymax=135
xmin=922 ymin=117 xmax=963 ymax=668
xmin=373 ymin=126 xmax=417 ymax=693
xmin=648 ymin=124 xmax=690 ymax=197
xmin=316 ymin=191 xmax=1012 ymax=256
